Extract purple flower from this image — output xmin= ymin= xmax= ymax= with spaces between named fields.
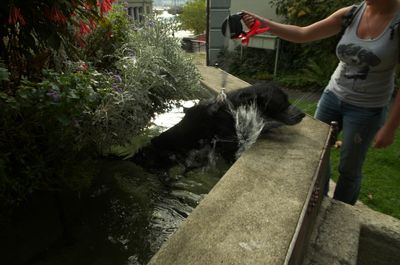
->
xmin=72 ymin=119 xmax=80 ymax=128
xmin=46 ymin=90 xmax=60 ymax=102
xmin=112 ymin=83 xmax=123 ymax=93
xmin=113 ymin=74 xmax=122 ymax=83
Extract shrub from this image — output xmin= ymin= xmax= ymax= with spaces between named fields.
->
xmin=270 ymin=0 xmax=354 ymax=71
xmin=0 ymin=0 xmax=116 ymax=89
xmin=219 ymin=46 xmax=276 ymax=81
xmin=0 ymin=68 xmax=111 ymax=206
xmin=116 ymin=15 xmax=201 ymax=113
xmin=81 ymin=4 xmax=132 ymax=69
xmin=0 ymin=6 xmax=201 ymax=208
xmin=177 ymin=0 xmax=206 ymax=35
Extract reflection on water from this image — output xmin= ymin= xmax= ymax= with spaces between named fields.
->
xmin=32 ymin=100 xmax=230 ymax=265
xmin=150 ymin=100 xmax=197 ymax=131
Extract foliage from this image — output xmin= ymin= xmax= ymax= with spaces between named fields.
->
xmin=331 ymin=130 xmax=400 ymax=219
xmin=359 ymin=138 xmax=400 ymax=219
xmin=0 ymin=0 xmax=114 ymax=88
xmin=0 ymin=5 xmax=201 ymax=208
xmin=219 ymin=46 xmax=276 ymax=82
xmin=81 ymin=4 xmax=132 ymax=69
xmin=117 ymin=15 xmax=201 ymax=114
xmin=276 ymin=55 xmax=339 ymax=90
xmin=0 ymin=61 xmax=9 ymax=81
xmin=271 ymin=0 xmax=355 ymax=25
xmin=275 ymin=73 xmax=316 ymax=89
xmin=301 ymin=56 xmax=338 ymax=86
xmin=270 ymin=0 xmax=354 ymax=71
xmin=0 ymin=68 xmax=110 ymax=206
xmin=177 ymin=0 xmax=206 ymax=35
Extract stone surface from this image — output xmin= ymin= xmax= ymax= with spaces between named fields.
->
xmin=148 ymin=65 xmax=331 ymax=265
xmin=303 ymin=199 xmax=360 ymax=265
xmin=148 ymin=64 xmax=400 ymax=265
xmin=147 ymin=115 xmax=330 ymax=265
xmin=197 ymin=64 xmax=251 ymax=94
xmin=303 ymin=198 xmax=400 ymax=265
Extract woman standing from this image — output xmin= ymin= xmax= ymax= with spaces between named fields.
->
xmin=242 ymin=0 xmax=400 ymax=205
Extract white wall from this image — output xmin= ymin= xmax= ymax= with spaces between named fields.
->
xmin=230 ymin=0 xmax=282 ymax=22
xmin=207 ymin=0 xmax=283 ymax=66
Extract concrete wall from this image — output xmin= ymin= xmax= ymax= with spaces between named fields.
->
xmin=147 ymin=64 xmax=400 ymax=265
xmin=148 ymin=115 xmax=332 ymax=265
xmin=230 ymin=0 xmax=282 ymax=22
xmin=147 ymin=65 xmax=333 ymax=265
xmin=207 ymin=0 xmax=231 ymax=65
xmin=207 ymin=0 xmax=283 ymax=72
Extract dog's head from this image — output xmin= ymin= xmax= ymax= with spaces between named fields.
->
xmin=227 ymin=83 xmax=305 ymax=125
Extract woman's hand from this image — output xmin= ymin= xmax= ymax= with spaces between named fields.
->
xmin=374 ymin=91 xmax=400 ymax=148
xmin=242 ymin=12 xmax=256 ymax=29
xmin=241 ymin=11 xmax=267 ymax=29
xmin=373 ymin=126 xmax=396 ymax=148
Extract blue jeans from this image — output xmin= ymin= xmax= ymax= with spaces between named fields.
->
xmin=314 ymin=90 xmax=387 ymax=205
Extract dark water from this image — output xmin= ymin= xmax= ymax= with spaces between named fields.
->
xmin=31 ymin=101 xmax=230 ymax=265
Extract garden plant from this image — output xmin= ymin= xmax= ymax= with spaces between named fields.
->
xmin=0 ymin=0 xmax=201 ymax=209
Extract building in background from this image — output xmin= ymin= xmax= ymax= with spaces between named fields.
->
xmin=154 ymin=0 xmax=189 ymax=8
xmin=125 ymin=0 xmax=153 ymax=21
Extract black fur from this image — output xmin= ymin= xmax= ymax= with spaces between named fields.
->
xmin=132 ymin=83 xmax=305 ymax=170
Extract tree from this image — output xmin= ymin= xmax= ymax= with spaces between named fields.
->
xmin=177 ymin=0 xmax=206 ymax=35
xmin=0 ymin=0 xmax=115 ymax=88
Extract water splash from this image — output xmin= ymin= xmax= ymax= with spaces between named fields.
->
xmin=233 ymin=103 xmax=265 ymax=159
xmin=216 ymin=87 xmax=227 ymax=102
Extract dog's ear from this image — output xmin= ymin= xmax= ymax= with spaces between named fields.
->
xmin=237 ymin=91 xmax=256 ymax=104
xmin=207 ymin=102 xmax=222 ymax=115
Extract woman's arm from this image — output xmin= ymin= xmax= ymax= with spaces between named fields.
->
xmin=374 ymin=91 xmax=400 ymax=148
xmin=242 ymin=7 xmax=353 ymax=43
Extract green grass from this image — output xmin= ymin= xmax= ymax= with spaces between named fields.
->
xmin=295 ymin=100 xmax=400 ymax=219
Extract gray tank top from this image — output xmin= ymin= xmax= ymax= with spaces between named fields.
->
xmin=326 ymin=3 xmax=400 ymax=108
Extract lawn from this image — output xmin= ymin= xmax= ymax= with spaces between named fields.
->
xmin=294 ymin=99 xmax=400 ymax=219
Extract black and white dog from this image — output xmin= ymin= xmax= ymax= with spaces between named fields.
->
xmin=132 ymin=83 xmax=305 ymax=170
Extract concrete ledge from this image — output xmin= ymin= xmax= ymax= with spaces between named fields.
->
xmin=304 ymin=199 xmax=360 ymax=265
xmin=148 ymin=116 xmax=330 ymax=265
xmin=304 ymin=198 xmax=400 ymax=265
xmin=196 ymin=64 xmax=251 ymax=94
xmin=148 ymin=65 xmax=400 ymax=265
xmin=147 ymin=65 xmax=331 ymax=265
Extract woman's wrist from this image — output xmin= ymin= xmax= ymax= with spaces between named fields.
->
xmin=382 ymin=124 xmax=396 ymax=138
xmin=260 ymin=19 xmax=270 ymax=28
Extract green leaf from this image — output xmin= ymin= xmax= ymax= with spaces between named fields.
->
xmin=0 ymin=67 xmax=9 ymax=81
xmin=57 ymin=115 xmax=70 ymax=126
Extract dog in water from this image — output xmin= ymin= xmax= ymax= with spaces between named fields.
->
xmin=132 ymin=83 xmax=305 ymax=171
